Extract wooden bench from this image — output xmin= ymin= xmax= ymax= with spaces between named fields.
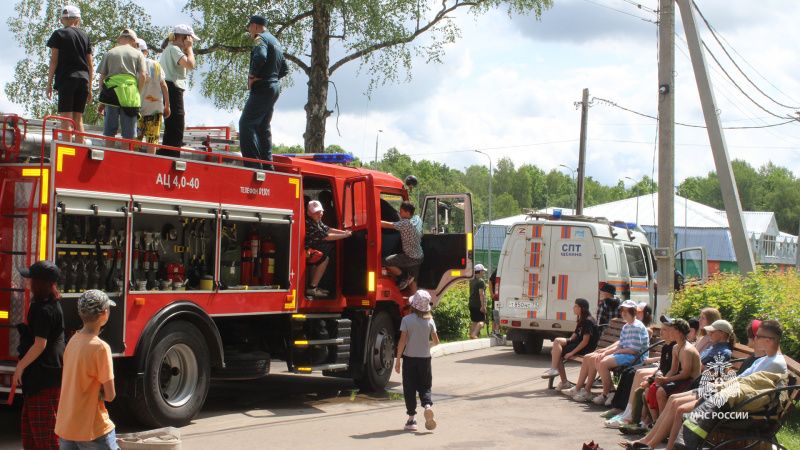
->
xmin=698 ymin=344 xmax=800 ymax=449
xmin=547 ymin=318 xmax=664 ymax=389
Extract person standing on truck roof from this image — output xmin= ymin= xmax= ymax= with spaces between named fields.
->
xmin=468 ymin=264 xmax=487 ymax=339
xmin=12 ymin=261 xmax=65 ymax=450
xmin=46 ymin=5 xmax=93 ymax=145
xmin=596 ymin=282 xmax=621 ymax=326
xmin=97 ymin=28 xmax=146 ymax=148
xmin=239 ymin=15 xmax=289 ymax=170
xmin=134 ymin=38 xmax=170 ymax=154
xmin=159 ymin=24 xmax=198 ymax=157
xmin=380 ymin=201 xmax=424 ymax=292
xmin=304 ymin=200 xmax=352 ymax=297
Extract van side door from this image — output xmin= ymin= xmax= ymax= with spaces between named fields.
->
xmin=418 ymin=194 xmax=473 ymax=304
xmin=623 ymin=244 xmax=650 ymax=304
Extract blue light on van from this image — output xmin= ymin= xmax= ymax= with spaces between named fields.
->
xmin=552 ymin=210 xmax=562 ymax=220
xmin=627 ymin=222 xmax=637 ymax=229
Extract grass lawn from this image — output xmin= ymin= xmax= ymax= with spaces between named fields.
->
xmin=778 ymin=410 xmax=800 ymax=448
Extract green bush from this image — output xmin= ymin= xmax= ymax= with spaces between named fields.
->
xmin=432 ymin=282 xmax=471 ymax=341
xmin=668 ymin=268 xmax=800 ymax=361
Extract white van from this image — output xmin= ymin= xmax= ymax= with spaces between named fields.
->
xmin=495 ymin=213 xmax=656 ymax=355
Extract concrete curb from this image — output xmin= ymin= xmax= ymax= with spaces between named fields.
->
xmin=430 ymin=336 xmax=507 ymax=358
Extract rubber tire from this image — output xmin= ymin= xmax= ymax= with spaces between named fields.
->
xmin=512 ymin=340 xmax=526 ymax=354
xmin=353 ymin=311 xmax=395 ymax=391
xmin=525 ymin=334 xmax=544 ymax=354
xmin=211 ymin=351 xmax=270 ymax=380
xmin=130 ymin=321 xmax=211 ymax=427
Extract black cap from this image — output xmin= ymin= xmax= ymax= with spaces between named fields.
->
xmin=688 ymin=317 xmax=700 ymax=331
xmin=19 ymin=260 xmax=60 ymax=282
xmin=247 ymin=15 xmax=268 ymax=26
xmin=599 ymin=282 xmax=616 ymax=295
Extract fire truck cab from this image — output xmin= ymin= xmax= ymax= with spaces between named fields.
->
xmin=0 ymin=115 xmax=474 ymax=427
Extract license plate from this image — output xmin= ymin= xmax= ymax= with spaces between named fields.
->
xmin=507 ymin=301 xmax=537 ymax=309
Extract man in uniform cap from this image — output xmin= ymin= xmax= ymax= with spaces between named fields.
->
xmin=239 ymin=15 xmax=289 ymax=170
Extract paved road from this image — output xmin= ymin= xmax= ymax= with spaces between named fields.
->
xmin=0 ymin=345 xmax=641 ymax=449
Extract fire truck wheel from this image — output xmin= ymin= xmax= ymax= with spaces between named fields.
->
xmin=524 ymin=334 xmax=544 ymax=354
xmin=132 ymin=321 xmax=211 ymax=427
xmin=354 ymin=311 xmax=394 ymax=391
xmin=512 ymin=340 xmax=526 ymax=355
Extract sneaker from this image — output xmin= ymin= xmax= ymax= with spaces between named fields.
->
xmin=573 ymin=389 xmax=593 ymax=402
xmin=592 ymin=393 xmax=608 ymax=405
xmin=305 ymin=287 xmax=325 ymax=297
xmin=600 ymin=409 xmax=618 ymax=419
xmin=605 ymin=391 xmax=616 ymax=406
xmin=404 ymin=418 xmax=418 ymax=431
xmin=490 ymin=330 xmax=501 ymax=338
xmin=424 ymin=406 xmax=436 ymax=430
xmin=541 ymin=368 xmax=560 ymax=378
xmin=397 ymin=275 xmax=414 ymax=290
xmin=554 ymin=381 xmax=572 ymax=392
xmin=561 ymin=386 xmax=581 ymax=397
xmin=604 ymin=416 xmax=628 ymax=428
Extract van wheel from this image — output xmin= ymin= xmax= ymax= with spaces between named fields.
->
xmin=525 ymin=334 xmax=544 ymax=354
xmin=130 ymin=321 xmax=211 ymax=427
xmin=354 ymin=311 xmax=394 ymax=391
xmin=512 ymin=340 xmax=526 ymax=354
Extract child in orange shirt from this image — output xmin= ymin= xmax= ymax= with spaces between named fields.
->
xmin=55 ymin=290 xmax=117 ymax=449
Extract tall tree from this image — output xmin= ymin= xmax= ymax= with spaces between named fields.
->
xmin=7 ymin=0 xmax=552 ymax=153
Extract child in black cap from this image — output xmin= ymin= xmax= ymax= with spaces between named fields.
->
xmin=596 ymin=282 xmax=621 ymax=326
xmin=13 ymin=260 xmax=65 ymax=449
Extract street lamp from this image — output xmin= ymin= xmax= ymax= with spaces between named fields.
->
xmin=625 ymin=176 xmax=640 ymax=226
xmin=374 ymin=130 xmax=383 ymax=171
xmin=475 ymin=150 xmax=492 ymax=276
xmin=559 ymin=164 xmax=576 ymax=212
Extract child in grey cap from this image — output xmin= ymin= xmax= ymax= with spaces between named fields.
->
xmin=394 ymin=290 xmax=439 ymax=432
xmin=55 ymin=289 xmax=118 ymax=448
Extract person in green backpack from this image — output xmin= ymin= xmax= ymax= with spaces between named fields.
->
xmin=97 ymin=28 xmax=146 ymax=147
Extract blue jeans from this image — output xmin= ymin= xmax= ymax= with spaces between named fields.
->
xmin=60 ymin=429 xmax=118 ymax=449
xmin=239 ymin=81 xmax=280 ymax=169
xmin=103 ymin=105 xmax=137 ymax=140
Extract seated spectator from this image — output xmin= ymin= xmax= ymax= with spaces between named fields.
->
xmin=686 ymin=317 xmax=699 ymax=343
xmin=736 ymin=319 xmax=765 ymax=375
xmin=699 ymin=319 xmax=735 ymax=368
xmin=304 ymin=200 xmax=351 ymax=297
xmin=625 ymin=319 xmax=786 ymax=450
xmin=636 ymin=302 xmax=653 ymax=328
xmin=645 ymin=318 xmax=700 ymax=421
xmin=562 ymin=300 xmax=648 ymax=404
xmin=541 ymin=298 xmax=599 ymax=391
xmin=596 ymin=283 xmax=621 ymax=326
xmin=693 ymin=307 xmax=722 ymax=354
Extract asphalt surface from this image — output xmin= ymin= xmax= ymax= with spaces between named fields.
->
xmin=0 ymin=344 xmax=649 ymax=449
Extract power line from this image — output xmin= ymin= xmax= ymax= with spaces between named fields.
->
xmin=579 ymin=0 xmax=657 ymax=23
xmin=692 ymin=0 xmax=800 ymax=110
xmin=620 ymin=0 xmax=658 ymax=15
xmin=403 ymin=140 xmax=580 ymax=157
xmin=592 ymin=96 xmax=796 ymax=129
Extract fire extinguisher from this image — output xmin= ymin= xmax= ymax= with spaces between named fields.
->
xmin=260 ymin=235 xmax=275 ymax=286
xmin=241 ymin=227 xmax=259 ymax=286
xmin=249 ymin=226 xmax=261 ymax=285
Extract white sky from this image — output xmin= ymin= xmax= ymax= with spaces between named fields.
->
xmin=2 ymin=0 xmax=799 ymax=187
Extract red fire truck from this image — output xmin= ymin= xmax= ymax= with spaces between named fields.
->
xmin=0 ymin=115 xmax=474 ymax=427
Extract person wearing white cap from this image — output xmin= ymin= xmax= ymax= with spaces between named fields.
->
xmin=133 ymin=38 xmax=170 ymax=154
xmin=97 ymin=28 xmax=147 ymax=147
xmin=46 ymin=5 xmax=93 ymax=145
xmin=395 ymin=290 xmax=439 ymax=431
xmin=159 ymin=24 xmax=199 ymax=156
xmin=467 ymin=264 xmax=487 ymax=339
xmin=304 ymin=200 xmax=352 ymax=297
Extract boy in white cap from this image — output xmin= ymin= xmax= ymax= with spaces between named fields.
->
xmin=55 ymin=289 xmax=118 ymax=448
xmin=46 ymin=5 xmax=93 ymax=144
xmin=159 ymin=24 xmax=198 ymax=156
xmin=134 ymin=38 xmax=170 ymax=154
xmin=395 ymin=290 xmax=439 ymax=431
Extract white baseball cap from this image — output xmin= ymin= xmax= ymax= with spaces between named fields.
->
xmin=475 ymin=264 xmax=486 ymax=272
xmin=172 ymin=24 xmax=200 ymax=40
xmin=61 ymin=5 xmax=80 ymax=18
xmin=307 ymin=200 xmax=324 ymax=213
xmin=136 ymin=38 xmax=147 ymax=52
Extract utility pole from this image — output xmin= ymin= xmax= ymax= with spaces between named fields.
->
xmin=576 ymin=88 xmax=590 ymax=215
xmin=559 ymin=164 xmax=576 ymax=212
xmin=374 ymin=130 xmax=383 ymax=171
xmin=656 ymin=0 xmax=675 ymax=317
xmin=475 ymin=150 xmax=492 ymax=275
xmin=676 ymin=0 xmax=756 ymax=274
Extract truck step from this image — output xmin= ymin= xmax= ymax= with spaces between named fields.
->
xmin=293 ymin=338 xmax=344 ymax=346
xmin=294 ymin=363 xmax=348 ymax=373
xmin=291 ymin=313 xmax=341 ymax=321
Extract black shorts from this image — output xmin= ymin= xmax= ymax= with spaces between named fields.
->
xmin=57 ymin=78 xmax=90 ymax=114
xmin=469 ymin=307 xmax=486 ymax=322
xmin=662 ymin=378 xmax=693 ymax=396
xmin=563 ymin=340 xmax=595 ymax=356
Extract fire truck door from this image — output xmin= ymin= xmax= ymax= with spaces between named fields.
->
xmin=341 ymin=175 xmax=378 ymax=298
xmin=418 ymin=194 xmax=474 ymax=304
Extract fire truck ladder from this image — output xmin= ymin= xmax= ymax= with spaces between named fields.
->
xmin=0 ymin=177 xmax=41 ymax=403
xmin=289 ymin=313 xmax=351 ymax=374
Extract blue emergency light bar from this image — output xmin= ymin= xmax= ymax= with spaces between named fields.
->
xmin=284 ymin=153 xmax=355 ymax=164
